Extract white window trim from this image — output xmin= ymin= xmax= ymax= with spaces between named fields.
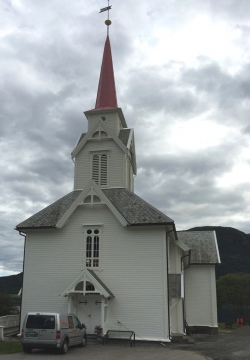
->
xmin=83 ymin=225 xmax=103 ymax=270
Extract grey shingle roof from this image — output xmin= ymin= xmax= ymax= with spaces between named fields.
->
xmin=177 ymin=231 xmax=220 ymax=264
xmin=169 ymin=274 xmax=181 ymax=298
xmin=77 ymin=133 xmax=86 ymax=144
xmin=103 ymin=188 xmax=174 ymax=225
xmin=16 ymin=191 xmax=82 ymax=229
xmin=16 ymin=188 xmax=174 ymax=229
xmin=88 ymin=269 xmax=114 ymax=298
xmin=118 ymin=129 xmax=131 ymax=146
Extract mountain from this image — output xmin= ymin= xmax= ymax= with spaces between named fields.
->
xmin=188 ymin=226 xmax=250 ymax=279
xmin=0 ymin=272 xmax=23 ymax=294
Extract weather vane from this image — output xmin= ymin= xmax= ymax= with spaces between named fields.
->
xmin=99 ymin=0 xmax=112 ymax=35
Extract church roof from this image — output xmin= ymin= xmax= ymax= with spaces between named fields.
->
xmin=103 ymin=188 xmax=174 ymax=225
xmin=177 ymin=231 xmax=221 ymax=264
xmin=118 ymin=129 xmax=131 ymax=146
xmin=16 ymin=191 xmax=82 ymax=229
xmin=16 ymin=188 xmax=174 ymax=230
xmin=94 ymin=35 xmax=118 ymax=110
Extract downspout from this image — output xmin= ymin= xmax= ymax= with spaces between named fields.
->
xmin=166 ymin=228 xmax=174 ymax=341
xmin=181 ymin=250 xmax=191 ymax=334
xmin=18 ymin=231 xmax=26 ymax=335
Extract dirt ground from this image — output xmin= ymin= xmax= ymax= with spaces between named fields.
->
xmin=171 ymin=326 xmax=250 ymax=360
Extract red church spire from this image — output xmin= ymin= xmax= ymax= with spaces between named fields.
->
xmin=94 ymin=35 xmax=118 ymax=110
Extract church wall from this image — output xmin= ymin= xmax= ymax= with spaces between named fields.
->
xmin=184 ymin=265 xmax=218 ymax=327
xmin=74 ymin=139 xmax=125 ymax=190
xmin=87 ymin=112 xmax=122 ymax=136
xmin=169 ymin=241 xmax=182 ymax=274
xmin=21 ymin=204 xmax=169 ymax=341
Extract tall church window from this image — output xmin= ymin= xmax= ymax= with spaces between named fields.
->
xmin=92 ymin=154 xmax=108 ymax=186
xmin=86 ymin=229 xmax=100 ymax=268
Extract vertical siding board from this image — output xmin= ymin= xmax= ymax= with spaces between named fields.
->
xmin=21 ymin=205 xmax=168 ymax=340
xmin=185 ymin=265 xmax=216 ymax=326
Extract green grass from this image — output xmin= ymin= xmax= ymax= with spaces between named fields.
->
xmin=218 ymin=322 xmax=238 ymax=333
xmin=0 ymin=341 xmax=22 ymax=355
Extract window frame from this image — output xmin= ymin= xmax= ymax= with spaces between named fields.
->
xmin=90 ymin=151 xmax=110 ymax=188
xmin=83 ymin=225 xmax=103 ymax=270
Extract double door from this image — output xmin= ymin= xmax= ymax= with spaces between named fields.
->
xmin=78 ymin=295 xmax=102 ymax=334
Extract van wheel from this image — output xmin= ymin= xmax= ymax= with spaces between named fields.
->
xmin=23 ymin=346 xmax=32 ymax=353
xmin=60 ymin=339 xmax=69 ymax=354
xmin=79 ymin=334 xmax=87 ymax=347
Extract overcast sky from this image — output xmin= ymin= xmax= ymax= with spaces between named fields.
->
xmin=1 ymin=0 xmax=250 ymax=277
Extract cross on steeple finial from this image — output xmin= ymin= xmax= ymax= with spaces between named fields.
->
xmin=99 ymin=0 xmax=112 ymax=36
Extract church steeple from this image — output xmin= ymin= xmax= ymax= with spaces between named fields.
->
xmin=94 ymin=35 xmax=118 ymax=110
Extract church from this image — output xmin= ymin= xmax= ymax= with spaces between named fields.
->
xmin=16 ymin=16 xmax=220 ymax=341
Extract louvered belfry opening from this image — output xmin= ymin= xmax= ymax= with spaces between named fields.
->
xmin=92 ymin=154 xmax=107 ymax=187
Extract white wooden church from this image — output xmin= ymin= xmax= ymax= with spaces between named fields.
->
xmin=16 ymin=25 xmax=220 ymax=341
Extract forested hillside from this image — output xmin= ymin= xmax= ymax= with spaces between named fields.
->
xmin=0 ymin=272 xmax=23 ymax=294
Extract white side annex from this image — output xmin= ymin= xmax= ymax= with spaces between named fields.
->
xmin=16 ymin=33 xmax=220 ymax=342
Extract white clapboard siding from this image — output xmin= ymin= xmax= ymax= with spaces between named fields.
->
xmin=87 ymin=112 xmax=122 ymax=136
xmin=21 ymin=204 xmax=169 ymax=341
xmin=170 ymin=299 xmax=183 ymax=334
xmin=184 ymin=265 xmax=218 ymax=327
xmin=74 ymin=139 xmax=125 ymax=190
xmin=169 ymin=241 xmax=182 ymax=273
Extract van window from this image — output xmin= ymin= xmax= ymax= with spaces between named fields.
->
xmin=68 ymin=316 xmax=74 ymax=329
xmin=26 ymin=315 xmax=55 ymax=329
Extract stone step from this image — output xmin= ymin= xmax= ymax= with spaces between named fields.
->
xmin=171 ymin=334 xmax=194 ymax=344
xmin=87 ymin=334 xmax=103 ymax=345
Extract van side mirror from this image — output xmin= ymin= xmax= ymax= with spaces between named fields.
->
xmin=81 ymin=324 xmax=86 ymax=329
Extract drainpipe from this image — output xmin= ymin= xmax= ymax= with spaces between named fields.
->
xmin=166 ymin=228 xmax=175 ymax=341
xmin=18 ymin=231 xmax=26 ymax=335
xmin=181 ymin=250 xmax=191 ymax=334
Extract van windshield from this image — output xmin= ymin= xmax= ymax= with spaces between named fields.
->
xmin=26 ymin=315 xmax=55 ymax=329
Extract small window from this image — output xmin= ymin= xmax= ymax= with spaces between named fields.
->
xmin=86 ymin=228 xmax=100 ymax=268
xmin=92 ymin=154 xmax=108 ymax=187
xmin=75 ymin=281 xmax=84 ymax=291
xmin=86 ymin=281 xmax=95 ymax=291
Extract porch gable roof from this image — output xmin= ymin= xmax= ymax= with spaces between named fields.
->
xmin=60 ymin=268 xmax=114 ymax=299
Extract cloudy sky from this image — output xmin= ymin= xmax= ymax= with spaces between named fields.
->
xmin=1 ymin=0 xmax=250 ymax=277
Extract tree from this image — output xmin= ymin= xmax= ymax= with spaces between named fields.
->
xmin=0 ymin=292 xmax=15 ymax=316
xmin=217 ymin=273 xmax=250 ymax=318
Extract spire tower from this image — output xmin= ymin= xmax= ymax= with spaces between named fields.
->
xmin=94 ymin=36 xmax=118 ymax=110
xmin=95 ymin=2 xmax=117 ymax=110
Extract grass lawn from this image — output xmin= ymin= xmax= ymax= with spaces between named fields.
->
xmin=218 ymin=322 xmax=238 ymax=333
xmin=0 ymin=341 xmax=22 ymax=355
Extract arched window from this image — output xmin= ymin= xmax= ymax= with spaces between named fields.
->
xmin=86 ymin=228 xmax=100 ymax=268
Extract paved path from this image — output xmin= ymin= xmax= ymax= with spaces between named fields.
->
xmin=172 ymin=326 xmax=250 ymax=360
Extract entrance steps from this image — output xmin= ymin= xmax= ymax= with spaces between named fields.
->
xmin=171 ymin=333 xmax=194 ymax=344
xmin=87 ymin=334 xmax=103 ymax=345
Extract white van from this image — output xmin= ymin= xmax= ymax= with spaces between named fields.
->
xmin=21 ymin=312 xmax=87 ymax=354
